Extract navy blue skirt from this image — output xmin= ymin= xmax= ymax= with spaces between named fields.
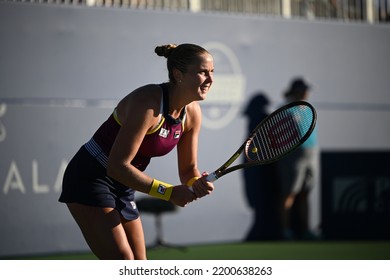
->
xmin=59 ymin=146 xmax=139 ymax=221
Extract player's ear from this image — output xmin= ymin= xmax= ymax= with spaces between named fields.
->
xmin=173 ymin=68 xmax=183 ymax=83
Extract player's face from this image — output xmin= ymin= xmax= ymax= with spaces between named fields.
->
xmin=183 ymin=53 xmax=214 ymax=100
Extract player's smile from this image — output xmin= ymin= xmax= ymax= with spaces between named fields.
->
xmin=200 ymin=83 xmax=211 ymax=93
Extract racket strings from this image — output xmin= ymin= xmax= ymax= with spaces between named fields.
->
xmin=246 ymin=104 xmax=314 ymax=163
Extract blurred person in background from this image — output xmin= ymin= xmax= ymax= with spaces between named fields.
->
xmin=276 ymin=78 xmax=320 ymax=240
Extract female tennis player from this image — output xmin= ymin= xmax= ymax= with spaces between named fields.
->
xmin=59 ymin=43 xmax=215 ymax=260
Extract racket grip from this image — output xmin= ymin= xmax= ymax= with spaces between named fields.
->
xmin=206 ymin=172 xmax=218 ymax=182
xmin=188 ymin=172 xmax=218 ymax=193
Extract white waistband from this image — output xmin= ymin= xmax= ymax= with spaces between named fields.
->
xmin=84 ymin=138 xmax=108 ymax=168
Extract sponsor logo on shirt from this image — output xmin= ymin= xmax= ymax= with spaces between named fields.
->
xmin=174 ymin=130 xmax=181 ymax=139
xmin=159 ymin=128 xmax=169 ymax=138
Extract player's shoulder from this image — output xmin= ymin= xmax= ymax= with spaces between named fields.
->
xmin=125 ymin=84 xmax=162 ymax=103
xmin=186 ymin=100 xmax=201 ymax=114
xmin=184 ymin=101 xmax=201 ymax=129
xmin=117 ymin=84 xmax=162 ymax=116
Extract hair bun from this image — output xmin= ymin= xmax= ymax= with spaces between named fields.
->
xmin=155 ymin=44 xmax=177 ymax=58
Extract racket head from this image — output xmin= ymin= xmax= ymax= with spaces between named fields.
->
xmin=245 ymin=101 xmax=316 ymax=164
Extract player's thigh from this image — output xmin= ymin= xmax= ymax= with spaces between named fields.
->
xmin=121 ymin=216 xmax=147 ymax=260
xmin=67 ymin=203 xmax=134 ymax=259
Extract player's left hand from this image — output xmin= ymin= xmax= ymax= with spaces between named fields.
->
xmin=191 ymin=172 xmax=214 ymax=198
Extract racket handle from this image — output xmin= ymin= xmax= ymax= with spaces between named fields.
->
xmin=188 ymin=172 xmax=218 ymax=193
xmin=205 ymin=172 xmax=218 ymax=182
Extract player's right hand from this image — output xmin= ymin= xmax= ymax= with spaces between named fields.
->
xmin=170 ymin=185 xmax=197 ymax=207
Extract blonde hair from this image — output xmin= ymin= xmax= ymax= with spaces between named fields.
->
xmin=155 ymin=43 xmax=210 ymax=84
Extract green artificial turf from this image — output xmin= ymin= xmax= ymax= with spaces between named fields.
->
xmin=4 ymin=241 xmax=390 ymax=260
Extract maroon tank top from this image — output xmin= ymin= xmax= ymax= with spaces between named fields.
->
xmin=85 ymin=83 xmax=186 ymax=171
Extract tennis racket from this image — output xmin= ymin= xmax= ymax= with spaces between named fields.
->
xmin=203 ymin=100 xmax=317 ymax=183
